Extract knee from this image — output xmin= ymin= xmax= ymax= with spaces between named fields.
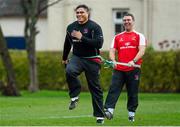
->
xmin=66 ymin=66 xmax=77 ymax=77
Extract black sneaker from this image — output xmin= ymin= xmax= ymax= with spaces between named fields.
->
xmin=69 ymin=98 xmax=79 ymax=110
xmin=128 ymin=116 xmax=135 ymax=122
xmin=104 ymin=109 xmax=113 ymax=120
xmin=96 ymin=119 xmax=104 ymax=125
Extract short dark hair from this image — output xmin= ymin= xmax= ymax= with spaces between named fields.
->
xmin=75 ymin=4 xmax=90 ymax=12
xmin=124 ymin=13 xmax=135 ymax=21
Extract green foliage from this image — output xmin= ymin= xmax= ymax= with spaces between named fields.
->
xmin=141 ymin=48 xmax=180 ymax=92
xmin=0 ymin=49 xmax=180 ymax=92
xmin=37 ymin=52 xmax=67 ymax=90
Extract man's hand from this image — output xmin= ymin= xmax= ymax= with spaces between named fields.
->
xmin=62 ymin=60 xmax=69 ymax=64
xmin=71 ymin=30 xmax=82 ymax=40
xmin=128 ymin=60 xmax=135 ymax=67
xmin=62 ymin=60 xmax=69 ymax=68
xmin=112 ymin=60 xmax=117 ymax=68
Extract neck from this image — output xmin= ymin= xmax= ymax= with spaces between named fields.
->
xmin=78 ymin=19 xmax=88 ymax=24
xmin=125 ymin=29 xmax=133 ymax=32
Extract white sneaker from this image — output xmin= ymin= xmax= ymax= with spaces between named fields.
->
xmin=128 ymin=111 xmax=135 ymax=122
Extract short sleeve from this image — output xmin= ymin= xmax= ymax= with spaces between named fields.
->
xmin=110 ymin=36 xmax=117 ymax=49
xmin=139 ymin=33 xmax=146 ymax=46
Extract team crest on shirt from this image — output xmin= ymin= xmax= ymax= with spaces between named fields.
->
xmin=132 ymin=36 xmax=136 ymax=41
xmin=83 ymin=28 xmax=88 ymax=34
xmin=120 ymin=38 xmax=124 ymax=42
xmin=134 ymin=74 xmax=139 ymax=80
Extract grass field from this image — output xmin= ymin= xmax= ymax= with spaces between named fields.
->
xmin=0 ymin=90 xmax=180 ymax=126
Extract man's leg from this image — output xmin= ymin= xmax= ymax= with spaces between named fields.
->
xmin=104 ymin=70 xmax=125 ymax=119
xmin=66 ymin=56 xmax=83 ymax=109
xmin=126 ymin=68 xmax=141 ymax=121
xmin=83 ymin=60 xmax=104 ymax=124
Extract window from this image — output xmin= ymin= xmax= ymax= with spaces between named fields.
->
xmin=5 ymin=36 xmax=26 ymax=50
xmin=113 ymin=9 xmax=128 ymax=35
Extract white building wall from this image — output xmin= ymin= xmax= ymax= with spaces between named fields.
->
xmin=151 ymin=0 xmax=180 ymax=50
xmin=2 ymin=0 xmax=179 ymax=51
xmin=48 ymin=0 xmax=145 ymax=51
xmin=47 ymin=0 xmax=66 ymax=51
xmin=36 ymin=19 xmax=48 ymax=51
xmin=0 ymin=18 xmax=24 ymax=36
xmin=0 ymin=17 xmax=48 ymax=51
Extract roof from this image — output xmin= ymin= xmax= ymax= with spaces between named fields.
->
xmin=0 ymin=0 xmax=47 ymax=17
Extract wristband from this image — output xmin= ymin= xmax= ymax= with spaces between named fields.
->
xmin=133 ymin=59 xmax=137 ymax=63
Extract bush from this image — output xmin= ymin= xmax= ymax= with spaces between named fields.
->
xmin=141 ymin=48 xmax=180 ymax=92
xmin=0 ymin=49 xmax=180 ymax=92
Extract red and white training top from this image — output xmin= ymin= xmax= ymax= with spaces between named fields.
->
xmin=111 ymin=30 xmax=146 ymax=71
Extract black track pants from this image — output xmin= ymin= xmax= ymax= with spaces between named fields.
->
xmin=104 ymin=69 xmax=141 ymax=112
xmin=65 ymin=55 xmax=104 ymax=117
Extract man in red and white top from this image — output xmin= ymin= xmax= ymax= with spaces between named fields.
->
xmin=104 ymin=13 xmax=146 ymax=122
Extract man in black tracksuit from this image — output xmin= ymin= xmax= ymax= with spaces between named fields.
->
xmin=62 ymin=4 xmax=104 ymax=124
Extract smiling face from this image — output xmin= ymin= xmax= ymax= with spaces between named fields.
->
xmin=75 ymin=7 xmax=89 ymax=24
xmin=123 ymin=15 xmax=134 ymax=32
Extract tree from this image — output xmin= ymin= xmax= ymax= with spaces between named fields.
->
xmin=21 ymin=0 xmax=62 ymax=92
xmin=0 ymin=25 xmax=20 ymax=96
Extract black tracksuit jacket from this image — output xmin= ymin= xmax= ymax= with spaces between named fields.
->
xmin=62 ymin=20 xmax=104 ymax=60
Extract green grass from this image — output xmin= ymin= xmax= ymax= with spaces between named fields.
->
xmin=0 ymin=90 xmax=180 ymax=126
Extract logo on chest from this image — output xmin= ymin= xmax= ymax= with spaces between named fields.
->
xmin=125 ymin=42 xmax=130 ymax=47
xmin=83 ymin=28 xmax=89 ymax=34
xmin=131 ymin=36 xmax=137 ymax=41
xmin=119 ymin=41 xmax=136 ymax=50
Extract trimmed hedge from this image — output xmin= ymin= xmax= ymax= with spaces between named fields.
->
xmin=141 ymin=48 xmax=180 ymax=92
xmin=0 ymin=48 xmax=180 ymax=92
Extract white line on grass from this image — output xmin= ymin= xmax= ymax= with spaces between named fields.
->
xmin=41 ymin=115 xmax=92 ymax=119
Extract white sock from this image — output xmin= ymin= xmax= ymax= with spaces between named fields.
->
xmin=128 ymin=111 xmax=135 ymax=117
xmin=71 ymin=96 xmax=78 ymax=101
xmin=96 ymin=117 xmax=104 ymax=120
xmin=108 ymin=108 xmax=114 ymax=114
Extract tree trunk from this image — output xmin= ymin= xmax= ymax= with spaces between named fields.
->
xmin=0 ymin=25 xmax=20 ymax=96
xmin=21 ymin=0 xmax=62 ymax=92
xmin=22 ymin=0 xmax=39 ymax=92
xmin=27 ymin=27 xmax=39 ymax=92
xmin=28 ymin=1 xmax=39 ymax=92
